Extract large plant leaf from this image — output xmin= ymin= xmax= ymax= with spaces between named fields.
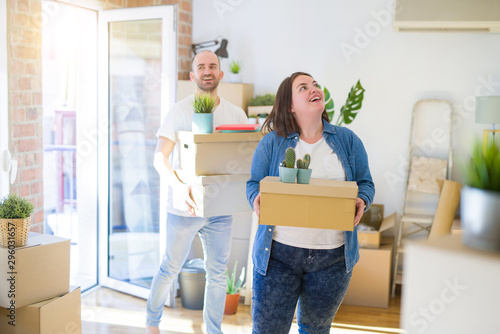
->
xmin=322 ymin=86 xmax=335 ymax=121
xmin=338 ymin=80 xmax=365 ymax=126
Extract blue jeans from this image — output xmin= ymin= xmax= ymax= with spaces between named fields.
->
xmin=146 ymin=213 xmax=232 ymax=334
xmin=252 ymin=241 xmax=352 ymax=334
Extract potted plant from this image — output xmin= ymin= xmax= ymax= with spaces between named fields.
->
xmin=192 ymin=93 xmax=215 ymax=134
xmin=257 ymin=113 xmax=268 ymax=126
xmin=247 ymin=93 xmax=275 ymax=118
xmin=248 ymin=114 xmax=257 ymax=124
xmin=279 ymin=147 xmax=298 ymax=183
xmin=228 ymin=60 xmax=243 ymax=83
xmin=0 ymin=193 xmax=35 ymax=247
xmin=296 ymin=154 xmax=312 ymax=184
xmin=460 ymin=139 xmax=500 ymax=252
xmin=224 ymin=261 xmax=245 ymax=315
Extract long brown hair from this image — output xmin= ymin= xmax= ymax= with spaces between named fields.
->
xmin=262 ymin=72 xmax=330 ymax=137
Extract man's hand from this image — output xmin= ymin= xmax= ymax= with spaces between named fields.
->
xmin=354 ymin=197 xmax=366 ymax=226
xmin=177 ymin=183 xmax=198 ymax=216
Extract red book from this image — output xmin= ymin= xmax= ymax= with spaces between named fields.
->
xmin=215 ymin=124 xmax=261 ymax=132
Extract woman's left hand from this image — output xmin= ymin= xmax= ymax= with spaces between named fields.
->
xmin=354 ymin=198 xmax=366 ymax=226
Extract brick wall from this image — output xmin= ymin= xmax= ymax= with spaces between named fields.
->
xmin=6 ymin=0 xmax=44 ymax=232
xmin=5 ymin=0 xmax=193 ymax=232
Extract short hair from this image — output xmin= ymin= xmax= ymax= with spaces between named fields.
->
xmin=262 ymin=72 xmax=329 ymax=137
xmin=191 ymin=50 xmax=221 ymax=71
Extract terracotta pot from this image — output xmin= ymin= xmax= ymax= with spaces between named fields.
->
xmin=224 ymin=293 xmax=240 ymax=315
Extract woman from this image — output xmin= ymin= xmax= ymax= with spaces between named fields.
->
xmin=246 ymin=72 xmax=375 ymax=334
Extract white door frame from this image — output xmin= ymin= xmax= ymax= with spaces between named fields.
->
xmin=0 ymin=0 xmax=10 ymax=197
xmin=97 ymin=5 xmax=177 ymax=298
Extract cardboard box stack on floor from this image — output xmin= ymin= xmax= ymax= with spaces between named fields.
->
xmin=0 ymin=232 xmax=81 ymax=333
xmin=343 ymin=205 xmax=396 ymax=308
xmin=174 ymin=131 xmax=263 ymax=217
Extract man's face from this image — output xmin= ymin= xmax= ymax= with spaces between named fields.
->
xmin=190 ymin=51 xmax=224 ymax=93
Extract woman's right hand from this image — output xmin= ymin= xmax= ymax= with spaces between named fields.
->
xmin=253 ymin=192 xmax=261 ymax=217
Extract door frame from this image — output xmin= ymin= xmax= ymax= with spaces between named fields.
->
xmin=0 ymin=0 xmax=9 ymax=197
xmin=97 ymin=5 xmax=177 ymax=298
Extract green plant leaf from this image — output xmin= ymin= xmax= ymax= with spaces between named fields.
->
xmin=192 ymin=93 xmax=215 ymax=113
xmin=338 ymin=80 xmax=365 ymax=126
xmin=322 ymin=86 xmax=335 ymax=121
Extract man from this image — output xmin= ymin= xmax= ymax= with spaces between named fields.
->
xmin=146 ymin=50 xmax=248 ymax=334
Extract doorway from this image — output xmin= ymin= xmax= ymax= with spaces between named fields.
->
xmin=42 ymin=2 xmax=176 ymax=297
xmin=42 ymin=0 xmax=99 ymax=291
xmin=97 ymin=6 xmax=176 ymax=298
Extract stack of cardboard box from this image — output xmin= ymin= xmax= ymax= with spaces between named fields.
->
xmin=0 ymin=232 xmax=81 ymax=333
xmin=174 ymin=131 xmax=263 ymax=217
xmin=343 ymin=205 xmax=396 ymax=308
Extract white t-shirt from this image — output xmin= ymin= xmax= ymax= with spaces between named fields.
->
xmin=273 ymin=137 xmax=347 ymax=249
xmin=156 ymin=94 xmax=248 ymax=216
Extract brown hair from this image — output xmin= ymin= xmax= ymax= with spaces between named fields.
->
xmin=262 ymin=72 xmax=330 ymax=137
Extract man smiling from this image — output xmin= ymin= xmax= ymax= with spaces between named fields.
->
xmin=145 ymin=51 xmax=248 ymax=334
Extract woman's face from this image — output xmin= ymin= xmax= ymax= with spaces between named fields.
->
xmin=290 ymin=75 xmax=325 ymax=120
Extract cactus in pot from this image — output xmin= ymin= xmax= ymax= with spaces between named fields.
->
xmin=297 ymin=154 xmax=311 ymax=169
xmin=296 ymin=153 xmax=312 ymax=184
xmin=285 ymin=147 xmax=296 ymax=168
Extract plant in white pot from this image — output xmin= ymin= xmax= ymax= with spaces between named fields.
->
xmin=0 ymin=193 xmax=34 ymax=247
xmin=192 ymin=93 xmax=215 ymax=134
xmin=228 ymin=60 xmax=243 ymax=83
xmin=460 ymin=139 xmax=500 ymax=252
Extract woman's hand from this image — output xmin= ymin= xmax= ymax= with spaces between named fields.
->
xmin=253 ymin=193 xmax=261 ymax=217
xmin=354 ymin=197 xmax=366 ymax=226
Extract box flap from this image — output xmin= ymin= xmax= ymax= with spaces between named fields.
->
xmin=178 ymin=131 xmax=263 ymax=143
xmin=379 ymin=213 xmax=396 ymax=232
xmin=260 ymin=176 xmax=358 ymax=199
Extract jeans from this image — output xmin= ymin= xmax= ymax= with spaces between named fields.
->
xmin=146 ymin=213 xmax=232 ymax=334
xmin=252 ymin=241 xmax=352 ymax=334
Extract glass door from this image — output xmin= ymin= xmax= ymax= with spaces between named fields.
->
xmin=98 ymin=6 xmax=176 ymax=298
xmin=0 ymin=0 xmax=9 ymax=197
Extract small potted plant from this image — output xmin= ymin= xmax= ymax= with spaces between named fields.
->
xmin=460 ymin=139 xmax=500 ymax=252
xmin=296 ymin=154 xmax=312 ymax=184
xmin=248 ymin=114 xmax=257 ymax=124
xmin=228 ymin=60 xmax=243 ymax=83
xmin=247 ymin=93 xmax=275 ymax=118
xmin=224 ymin=261 xmax=245 ymax=315
xmin=192 ymin=93 xmax=215 ymax=134
xmin=279 ymin=147 xmax=298 ymax=183
xmin=0 ymin=193 xmax=34 ymax=247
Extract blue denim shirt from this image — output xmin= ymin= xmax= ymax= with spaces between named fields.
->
xmin=246 ymin=120 xmax=375 ymax=275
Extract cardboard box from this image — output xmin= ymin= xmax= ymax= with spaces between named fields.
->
xmin=174 ymin=170 xmax=252 ymax=217
xmin=0 ymin=286 xmax=81 ymax=334
xmin=342 ymin=238 xmax=393 ymax=308
xmin=357 ymin=204 xmax=396 ymax=248
xmin=177 ymin=131 xmax=263 ymax=176
xmin=259 ymin=176 xmax=358 ymax=231
xmin=0 ymin=233 xmax=70 ymax=309
xmin=177 ymin=80 xmax=254 ymax=112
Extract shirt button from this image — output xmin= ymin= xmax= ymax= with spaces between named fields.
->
xmin=268 ymin=228 xmax=272 ymax=232
xmin=265 ymin=248 xmax=269 ymax=251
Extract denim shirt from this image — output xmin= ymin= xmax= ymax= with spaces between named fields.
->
xmin=246 ymin=119 xmax=375 ymax=275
